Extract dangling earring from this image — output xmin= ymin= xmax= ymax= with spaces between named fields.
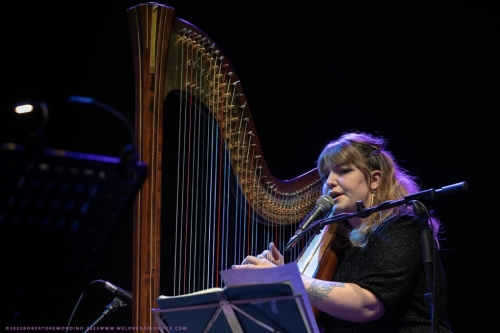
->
xmin=371 ymin=189 xmax=377 ymax=207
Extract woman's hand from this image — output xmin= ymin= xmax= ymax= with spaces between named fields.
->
xmin=232 ymin=242 xmax=284 ymax=269
xmin=257 ymin=242 xmax=284 ymax=266
xmin=232 ymin=255 xmax=277 ymax=269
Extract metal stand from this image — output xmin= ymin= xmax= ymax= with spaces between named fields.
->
xmin=412 ymin=200 xmax=438 ymax=333
xmin=286 ymin=182 xmax=468 ymax=250
xmin=153 ymin=282 xmax=318 ymax=333
xmin=84 ymin=295 xmax=131 ymax=333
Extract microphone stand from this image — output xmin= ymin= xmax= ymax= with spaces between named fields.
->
xmin=412 ymin=200 xmax=438 ymax=333
xmin=286 ymin=181 xmax=468 ymax=250
xmin=285 ymin=181 xmax=468 ymax=333
xmin=83 ymin=295 xmax=130 ymax=333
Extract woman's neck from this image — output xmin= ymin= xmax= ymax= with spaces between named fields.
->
xmin=348 ymin=217 xmax=363 ymax=229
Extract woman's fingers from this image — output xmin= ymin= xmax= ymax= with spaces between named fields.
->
xmin=240 ymin=255 xmax=259 ymax=265
xmin=233 ymin=244 xmax=284 ymax=269
xmin=233 ymin=255 xmax=278 ymax=269
xmin=268 ymin=242 xmax=284 ymax=266
xmin=270 ymin=242 xmax=280 ymax=259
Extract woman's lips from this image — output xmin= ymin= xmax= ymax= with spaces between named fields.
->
xmin=329 ymin=192 xmax=343 ymax=200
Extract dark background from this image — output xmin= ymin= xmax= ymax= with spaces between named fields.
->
xmin=0 ymin=1 xmax=496 ymax=332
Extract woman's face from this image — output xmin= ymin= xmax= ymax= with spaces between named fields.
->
xmin=325 ymin=164 xmax=378 ymax=225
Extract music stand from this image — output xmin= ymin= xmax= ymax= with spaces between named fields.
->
xmin=152 ymin=282 xmax=317 ymax=333
xmin=0 ymin=142 xmax=147 ymax=289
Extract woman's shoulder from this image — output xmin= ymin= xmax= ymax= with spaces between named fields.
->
xmin=376 ymin=210 xmax=420 ymax=234
xmin=367 ymin=211 xmax=423 ymax=252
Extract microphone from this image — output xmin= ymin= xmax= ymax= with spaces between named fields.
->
xmin=102 ymin=280 xmax=133 ymax=303
xmin=293 ymin=195 xmax=335 ymax=237
xmin=81 ymin=280 xmax=133 ymax=331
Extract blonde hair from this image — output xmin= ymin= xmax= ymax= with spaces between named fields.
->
xmin=318 ymin=132 xmax=439 ymax=247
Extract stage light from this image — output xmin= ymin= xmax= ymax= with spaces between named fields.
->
xmin=13 ymin=101 xmax=49 ymax=139
xmin=14 ymin=103 xmax=34 ymax=113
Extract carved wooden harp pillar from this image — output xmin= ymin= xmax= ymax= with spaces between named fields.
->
xmin=127 ymin=2 xmax=329 ymax=330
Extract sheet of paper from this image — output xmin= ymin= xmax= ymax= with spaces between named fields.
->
xmin=220 ymin=262 xmax=319 ymax=333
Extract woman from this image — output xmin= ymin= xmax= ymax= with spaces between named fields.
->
xmin=233 ymin=132 xmax=452 ymax=332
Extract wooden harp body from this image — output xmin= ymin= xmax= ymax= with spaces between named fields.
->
xmin=127 ymin=2 xmax=339 ymax=329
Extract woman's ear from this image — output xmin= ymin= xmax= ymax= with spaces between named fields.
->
xmin=370 ymin=170 xmax=381 ymax=190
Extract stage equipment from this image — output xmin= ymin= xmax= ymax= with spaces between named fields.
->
xmin=0 ymin=98 xmax=147 ymax=293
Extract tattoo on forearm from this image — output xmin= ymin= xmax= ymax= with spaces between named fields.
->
xmin=307 ymin=281 xmax=345 ymax=302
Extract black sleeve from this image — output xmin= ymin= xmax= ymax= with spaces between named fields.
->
xmin=353 ymin=216 xmax=423 ymax=309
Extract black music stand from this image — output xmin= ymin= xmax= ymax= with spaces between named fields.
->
xmin=0 ymin=142 xmax=147 ymax=289
xmin=152 ymin=282 xmax=318 ymax=333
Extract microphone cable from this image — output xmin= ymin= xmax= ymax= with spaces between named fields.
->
xmin=65 ymin=279 xmax=102 ymax=333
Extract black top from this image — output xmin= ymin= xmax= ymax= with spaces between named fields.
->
xmin=319 ymin=214 xmax=452 ymax=333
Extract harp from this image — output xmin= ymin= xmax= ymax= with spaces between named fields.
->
xmin=127 ymin=2 xmax=340 ymax=329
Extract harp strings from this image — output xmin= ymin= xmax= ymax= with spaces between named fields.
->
xmin=167 ymin=29 xmax=322 ymax=296
xmin=172 ymin=34 xmax=234 ymax=294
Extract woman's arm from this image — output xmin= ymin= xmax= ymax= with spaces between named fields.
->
xmin=234 ymin=254 xmax=385 ymax=323
xmin=301 ymin=274 xmax=385 ymax=322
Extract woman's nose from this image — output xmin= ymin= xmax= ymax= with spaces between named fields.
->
xmin=326 ymin=172 xmax=337 ymax=188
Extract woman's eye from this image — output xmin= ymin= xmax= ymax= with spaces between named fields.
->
xmin=339 ymin=169 xmax=350 ymax=174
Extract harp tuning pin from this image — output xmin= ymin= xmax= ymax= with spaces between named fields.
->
xmin=228 ymin=72 xmax=233 ymax=76
xmin=243 ymin=118 xmax=249 ymax=122
xmin=232 ymin=80 xmax=240 ymax=86
xmin=254 ymin=155 xmax=261 ymax=159
xmin=240 ymin=102 xmax=247 ymax=109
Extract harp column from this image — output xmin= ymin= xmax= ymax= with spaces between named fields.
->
xmin=127 ymin=3 xmax=175 ymax=331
